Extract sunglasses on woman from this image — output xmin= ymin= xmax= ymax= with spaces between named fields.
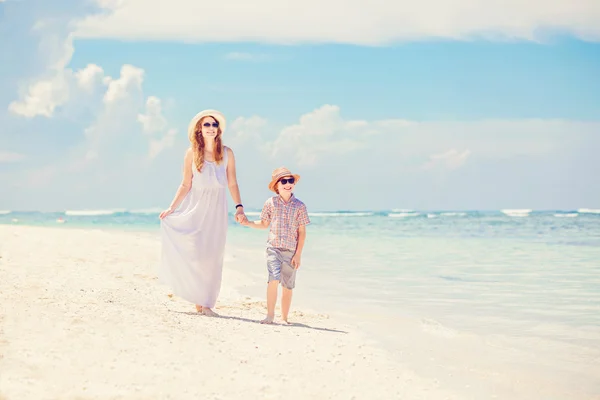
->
xmin=279 ymin=177 xmax=295 ymax=185
xmin=203 ymin=122 xmax=219 ymax=128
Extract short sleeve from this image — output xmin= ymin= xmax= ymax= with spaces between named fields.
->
xmin=260 ymin=199 xmax=273 ymax=224
xmin=297 ymin=203 xmax=310 ymax=226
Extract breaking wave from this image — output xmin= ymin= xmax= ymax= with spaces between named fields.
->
xmin=65 ymin=209 xmax=124 ymax=216
xmin=501 ymin=209 xmax=532 ymax=217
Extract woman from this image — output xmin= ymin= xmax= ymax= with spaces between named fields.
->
xmin=158 ymin=109 xmax=247 ymax=316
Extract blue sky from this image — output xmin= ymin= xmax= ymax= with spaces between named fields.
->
xmin=1 ymin=0 xmax=599 ymax=212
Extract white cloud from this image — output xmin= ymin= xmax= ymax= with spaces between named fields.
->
xmin=0 ymin=152 xmax=25 ymax=163
xmin=216 ymin=106 xmax=600 ymax=211
xmin=95 ymin=0 xmax=124 ymax=7
xmin=32 ymin=28 xmax=75 ymax=71
xmin=7 ymin=35 xmax=103 ymax=119
xmin=264 ymin=104 xmax=368 ymax=166
xmin=137 ymin=96 xmax=168 ymax=134
xmin=6 ymin=20 xmax=175 ymax=161
xmin=75 ymin=0 xmax=600 ymax=45
xmin=75 ymin=66 xmax=176 ymax=163
xmin=76 ymin=64 xmax=106 ymax=93
xmin=104 ymin=65 xmax=144 ymax=105
xmin=9 ymin=59 xmax=174 ymax=162
xmin=138 ymin=96 xmax=176 ymax=158
xmin=7 ymin=21 xmax=79 ymax=118
xmin=423 ymin=149 xmax=472 ymax=170
xmin=236 ymin=105 xmax=600 ymax=169
xmin=8 ymin=72 xmax=72 ymax=117
xmin=22 ymin=67 xmax=179 ymax=194
xmin=228 ymin=115 xmax=269 ymax=144
xmin=1 ymin=0 xmax=182 ymax=210
xmin=6 ymin=9 xmax=138 ymax=120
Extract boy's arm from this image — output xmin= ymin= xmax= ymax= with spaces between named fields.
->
xmin=291 ymin=225 xmax=306 ymax=269
xmin=295 ymin=225 xmax=306 ymax=255
xmin=292 ymin=204 xmax=309 ymax=268
xmin=244 ymin=219 xmax=269 ymax=229
xmin=243 ymin=199 xmax=272 ymax=229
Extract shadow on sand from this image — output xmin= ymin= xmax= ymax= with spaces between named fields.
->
xmin=167 ymin=309 xmax=348 ymax=334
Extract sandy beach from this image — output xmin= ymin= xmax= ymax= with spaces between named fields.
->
xmin=1 ymin=224 xmax=599 ymax=400
xmin=0 ymin=225 xmax=454 ymax=400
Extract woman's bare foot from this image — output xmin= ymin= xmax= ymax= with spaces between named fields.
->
xmin=202 ymin=308 xmax=219 ymax=317
xmin=281 ymin=319 xmax=292 ymax=325
xmin=260 ymin=315 xmax=274 ymax=324
xmin=195 ymin=305 xmax=203 ymax=313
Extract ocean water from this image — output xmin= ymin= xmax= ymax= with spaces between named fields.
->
xmin=2 ymin=207 xmax=599 ymax=347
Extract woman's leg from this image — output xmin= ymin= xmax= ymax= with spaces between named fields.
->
xmin=202 ymin=307 xmax=218 ymax=317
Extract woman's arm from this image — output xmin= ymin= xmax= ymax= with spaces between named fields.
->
xmin=225 ymin=147 xmax=247 ymax=223
xmin=159 ymin=148 xmax=193 ymax=219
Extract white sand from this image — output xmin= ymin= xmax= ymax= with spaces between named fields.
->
xmin=0 ymin=225 xmax=453 ymax=400
xmin=1 ymin=225 xmax=599 ymax=400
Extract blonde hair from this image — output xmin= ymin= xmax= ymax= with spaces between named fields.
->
xmin=190 ymin=116 xmax=224 ymax=172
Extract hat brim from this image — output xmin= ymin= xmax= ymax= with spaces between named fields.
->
xmin=268 ymin=173 xmax=301 ymax=192
xmin=187 ymin=109 xmax=227 ymax=142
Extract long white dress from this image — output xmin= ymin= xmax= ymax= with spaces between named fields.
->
xmin=158 ymin=148 xmax=229 ymax=308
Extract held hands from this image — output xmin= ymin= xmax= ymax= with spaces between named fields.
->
xmin=234 ymin=207 xmax=248 ymax=224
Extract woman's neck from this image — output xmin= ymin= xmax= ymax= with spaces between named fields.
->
xmin=204 ymin=140 xmax=215 ymax=152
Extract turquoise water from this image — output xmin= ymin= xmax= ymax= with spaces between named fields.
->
xmin=2 ymin=208 xmax=599 ymax=347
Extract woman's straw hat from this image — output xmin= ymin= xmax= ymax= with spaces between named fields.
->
xmin=268 ymin=167 xmax=301 ymax=192
xmin=187 ymin=109 xmax=227 ymax=142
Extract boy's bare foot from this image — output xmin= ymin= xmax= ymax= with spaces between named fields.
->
xmin=260 ymin=315 xmax=274 ymax=324
xmin=195 ymin=305 xmax=203 ymax=313
xmin=202 ymin=308 xmax=219 ymax=317
xmin=281 ymin=319 xmax=292 ymax=325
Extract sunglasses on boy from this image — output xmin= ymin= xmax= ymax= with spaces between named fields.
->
xmin=278 ymin=177 xmax=295 ymax=185
xmin=202 ymin=122 xmax=219 ymax=128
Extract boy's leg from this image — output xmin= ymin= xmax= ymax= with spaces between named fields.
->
xmin=262 ymin=247 xmax=282 ymax=324
xmin=261 ymin=280 xmax=279 ymax=324
xmin=281 ymin=287 xmax=293 ymax=323
xmin=280 ymin=249 xmax=297 ymax=324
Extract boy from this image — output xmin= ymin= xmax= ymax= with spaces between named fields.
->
xmin=242 ymin=167 xmax=310 ymax=324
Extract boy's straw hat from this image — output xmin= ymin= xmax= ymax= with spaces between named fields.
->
xmin=187 ymin=109 xmax=227 ymax=142
xmin=268 ymin=167 xmax=301 ymax=192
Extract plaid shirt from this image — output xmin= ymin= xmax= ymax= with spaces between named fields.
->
xmin=260 ymin=194 xmax=310 ymax=251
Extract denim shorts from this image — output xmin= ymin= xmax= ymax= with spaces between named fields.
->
xmin=265 ymin=247 xmax=297 ymax=289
